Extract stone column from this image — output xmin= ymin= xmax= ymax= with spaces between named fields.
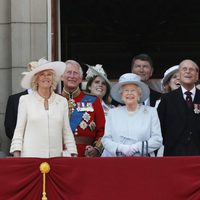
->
xmin=0 ymin=0 xmax=48 ymax=155
xmin=0 ymin=0 xmax=12 ymax=156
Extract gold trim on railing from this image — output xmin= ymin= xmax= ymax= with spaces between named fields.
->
xmin=40 ymin=162 xmax=50 ymax=200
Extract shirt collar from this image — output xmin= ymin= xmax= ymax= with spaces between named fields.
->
xmin=62 ymin=87 xmax=81 ymax=99
xmin=181 ymin=85 xmax=196 ymax=100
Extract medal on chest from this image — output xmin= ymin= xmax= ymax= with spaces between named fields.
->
xmin=68 ymin=98 xmax=76 ymax=115
xmin=76 ymin=102 xmax=94 ymax=112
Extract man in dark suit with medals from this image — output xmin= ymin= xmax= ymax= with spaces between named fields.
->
xmin=61 ymin=60 xmax=105 ymax=157
xmin=131 ymin=53 xmax=161 ymax=106
xmin=158 ymin=59 xmax=200 ymax=156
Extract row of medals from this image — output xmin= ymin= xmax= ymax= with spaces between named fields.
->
xmin=68 ymin=98 xmax=96 ymax=135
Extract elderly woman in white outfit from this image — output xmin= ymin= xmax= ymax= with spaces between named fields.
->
xmin=10 ymin=58 xmax=78 ymax=158
xmin=101 ymin=73 xmax=162 ymax=157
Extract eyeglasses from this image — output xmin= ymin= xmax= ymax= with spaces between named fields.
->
xmin=122 ymin=89 xmax=136 ymax=94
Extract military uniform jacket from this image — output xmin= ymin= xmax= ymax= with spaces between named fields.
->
xmin=63 ymin=91 xmax=105 ymax=157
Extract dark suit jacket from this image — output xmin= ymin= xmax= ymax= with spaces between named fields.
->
xmin=149 ymin=88 xmax=161 ymax=107
xmin=4 ymin=90 xmax=28 ymax=140
xmin=157 ymin=87 xmax=200 ymax=156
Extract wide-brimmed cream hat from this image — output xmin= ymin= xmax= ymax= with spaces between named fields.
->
xmin=161 ymin=65 xmax=179 ymax=87
xmin=111 ymin=73 xmax=150 ymax=104
xmin=85 ymin=64 xmax=111 ymax=88
xmin=21 ymin=58 xmax=66 ymax=89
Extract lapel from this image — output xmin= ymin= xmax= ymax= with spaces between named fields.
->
xmin=193 ymin=88 xmax=200 ymax=104
xmin=173 ymin=88 xmax=187 ymax=121
xmin=149 ymin=88 xmax=161 ymax=107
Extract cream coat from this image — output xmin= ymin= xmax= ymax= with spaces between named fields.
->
xmin=10 ymin=91 xmax=77 ymax=158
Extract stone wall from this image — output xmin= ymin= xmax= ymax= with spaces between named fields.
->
xmin=0 ymin=0 xmax=48 ymax=155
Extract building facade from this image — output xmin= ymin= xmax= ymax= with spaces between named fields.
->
xmin=0 ymin=0 xmax=54 ymax=154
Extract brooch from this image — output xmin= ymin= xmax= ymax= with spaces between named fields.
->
xmin=143 ymin=107 xmax=148 ymax=114
xmin=194 ymin=104 xmax=200 ymax=114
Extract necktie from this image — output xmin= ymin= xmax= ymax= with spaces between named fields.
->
xmin=185 ymin=91 xmax=193 ymax=108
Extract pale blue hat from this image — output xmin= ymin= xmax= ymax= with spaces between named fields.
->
xmin=111 ymin=73 xmax=150 ymax=104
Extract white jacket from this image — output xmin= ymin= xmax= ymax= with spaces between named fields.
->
xmin=10 ymin=91 xmax=77 ymax=158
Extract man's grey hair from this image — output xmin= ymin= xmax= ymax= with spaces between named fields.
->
xmin=65 ymin=60 xmax=83 ymax=76
xmin=179 ymin=59 xmax=199 ymax=72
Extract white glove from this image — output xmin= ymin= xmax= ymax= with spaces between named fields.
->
xmin=117 ymin=144 xmax=132 ymax=156
xmin=130 ymin=144 xmax=138 ymax=154
xmin=117 ymin=144 xmax=138 ymax=156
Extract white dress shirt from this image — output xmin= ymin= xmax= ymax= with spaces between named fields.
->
xmin=181 ymin=86 xmax=196 ymax=101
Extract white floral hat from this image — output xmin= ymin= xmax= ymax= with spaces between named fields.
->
xmin=21 ymin=58 xmax=66 ymax=89
xmin=85 ymin=64 xmax=111 ymax=87
xmin=111 ymin=73 xmax=150 ymax=104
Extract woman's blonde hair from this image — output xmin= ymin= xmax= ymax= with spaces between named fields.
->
xmin=31 ymin=69 xmax=57 ymax=92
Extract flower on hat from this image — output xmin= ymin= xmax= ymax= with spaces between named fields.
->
xmin=27 ymin=61 xmax=38 ymax=71
xmin=21 ymin=58 xmax=48 ymax=75
xmin=85 ymin=64 xmax=107 ymax=81
xmin=27 ymin=58 xmax=48 ymax=71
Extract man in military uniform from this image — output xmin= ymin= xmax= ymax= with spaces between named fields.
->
xmin=61 ymin=60 xmax=105 ymax=157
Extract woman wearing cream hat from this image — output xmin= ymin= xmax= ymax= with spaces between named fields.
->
xmin=10 ymin=58 xmax=77 ymax=158
xmin=101 ymin=73 xmax=162 ymax=157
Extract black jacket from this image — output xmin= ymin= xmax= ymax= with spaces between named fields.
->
xmin=4 ymin=90 xmax=28 ymax=140
xmin=157 ymin=87 xmax=200 ymax=156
